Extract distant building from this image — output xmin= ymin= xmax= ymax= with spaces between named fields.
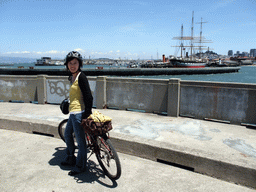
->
xmin=98 ymin=58 xmax=111 ymax=61
xmin=36 ymin=57 xmax=51 ymax=65
xmin=242 ymin=52 xmax=249 ymax=57
xmin=250 ymin=49 xmax=256 ymax=57
xmin=234 ymin=51 xmax=243 ymax=57
xmin=228 ymin=50 xmax=233 ymax=57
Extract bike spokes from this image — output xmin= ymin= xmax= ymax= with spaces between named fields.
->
xmin=95 ymin=136 xmax=121 ymax=180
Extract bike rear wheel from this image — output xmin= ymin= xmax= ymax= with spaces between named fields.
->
xmin=95 ymin=135 xmax=121 ymax=180
xmin=58 ymin=119 xmax=68 ymax=142
xmin=58 ymin=118 xmax=78 ymax=146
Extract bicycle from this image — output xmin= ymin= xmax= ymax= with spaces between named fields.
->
xmin=58 ymin=118 xmax=121 ymax=180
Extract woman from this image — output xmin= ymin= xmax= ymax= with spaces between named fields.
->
xmin=61 ymin=51 xmax=93 ymax=176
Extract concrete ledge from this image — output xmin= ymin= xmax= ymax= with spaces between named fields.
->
xmin=0 ymin=118 xmax=59 ymax=139
xmin=109 ymin=132 xmax=256 ymax=189
xmin=1 ymin=117 xmax=255 ymax=189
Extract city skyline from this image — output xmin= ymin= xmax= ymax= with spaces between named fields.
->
xmin=1 ymin=0 xmax=256 ymax=60
xmin=227 ymin=48 xmax=256 ymax=57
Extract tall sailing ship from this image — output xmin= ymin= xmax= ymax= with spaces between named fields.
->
xmin=169 ymin=12 xmax=211 ymax=68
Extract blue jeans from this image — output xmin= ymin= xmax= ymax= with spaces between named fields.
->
xmin=64 ymin=113 xmax=87 ymax=170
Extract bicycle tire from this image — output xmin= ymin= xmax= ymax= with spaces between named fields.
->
xmin=58 ymin=119 xmax=68 ymax=142
xmin=95 ymin=135 xmax=121 ymax=180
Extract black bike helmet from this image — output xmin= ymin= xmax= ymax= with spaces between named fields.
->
xmin=64 ymin=51 xmax=83 ymax=71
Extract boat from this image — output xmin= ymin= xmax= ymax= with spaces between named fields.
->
xmin=169 ymin=57 xmax=206 ymax=68
xmin=169 ymin=12 xmax=210 ymax=68
xmin=35 ymin=57 xmax=61 ymax=66
xmin=230 ymin=57 xmax=255 ymax=66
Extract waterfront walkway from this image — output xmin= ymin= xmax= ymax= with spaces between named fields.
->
xmin=0 ymin=102 xmax=255 ymax=191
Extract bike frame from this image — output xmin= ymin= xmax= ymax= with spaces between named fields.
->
xmin=85 ymin=133 xmax=110 ymax=159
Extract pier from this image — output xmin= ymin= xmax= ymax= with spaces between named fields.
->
xmin=1 ymin=103 xmax=256 ymax=190
xmin=0 ymin=66 xmax=240 ymax=76
xmin=1 ymin=74 xmax=256 ymax=190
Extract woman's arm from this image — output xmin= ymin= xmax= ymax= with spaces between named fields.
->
xmin=78 ymin=72 xmax=93 ymax=119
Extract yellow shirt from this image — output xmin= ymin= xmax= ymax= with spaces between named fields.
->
xmin=69 ymin=73 xmax=85 ymax=113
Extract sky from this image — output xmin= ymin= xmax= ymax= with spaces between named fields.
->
xmin=1 ymin=0 xmax=256 ymax=60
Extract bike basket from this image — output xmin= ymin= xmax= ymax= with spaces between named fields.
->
xmin=81 ymin=118 xmax=113 ymax=136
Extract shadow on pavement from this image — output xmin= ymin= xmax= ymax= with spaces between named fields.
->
xmin=48 ymin=147 xmax=118 ymax=188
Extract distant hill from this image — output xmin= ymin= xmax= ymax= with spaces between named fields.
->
xmin=0 ymin=56 xmax=36 ymax=64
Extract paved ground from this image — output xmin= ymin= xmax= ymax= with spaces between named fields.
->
xmin=0 ymin=129 xmax=255 ymax=192
xmin=0 ymin=102 xmax=256 ymax=191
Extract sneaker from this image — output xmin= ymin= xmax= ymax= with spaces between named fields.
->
xmin=61 ymin=155 xmax=76 ymax=166
xmin=68 ymin=166 xmax=86 ymax=176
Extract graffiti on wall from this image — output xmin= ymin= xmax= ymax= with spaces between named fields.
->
xmin=46 ymin=79 xmax=96 ymax=105
xmin=48 ymin=81 xmax=70 ymax=98
xmin=46 ymin=80 xmax=70 ymax=104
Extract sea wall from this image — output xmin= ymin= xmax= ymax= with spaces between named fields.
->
xmin=0 ymin=67 xmax=240 ymax=76
xmin=0 ymin=75 xmax=255 ymax=125
xmin=180 ymin=81 xmax=256 ymax=124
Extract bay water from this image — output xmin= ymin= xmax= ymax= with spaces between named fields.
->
xmin=1 ymin=63 xmax=256 ymax=84
xmin=133 ymin=66 xmax=256 ymax=84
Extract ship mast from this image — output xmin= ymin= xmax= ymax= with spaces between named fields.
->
xmin=181 ymin=24 xmax=184 ymax=58
xmin=172 ymin=12 xmax=211 ymax=59
xmin=190 ymin=11 xmax=194 ymax=59
xmin=196 ymin=17 xmax=208 ymax=59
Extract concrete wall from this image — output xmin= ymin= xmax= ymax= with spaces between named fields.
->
xmin=0 ymin=75 xmax=97 ymax=107
xmin=0 ymin=75 xmax=255 ymax=125
xmin=106 ymin=77 xmax=168 ymax=113
xmin=0 ymin=75 xmax=38 ymax=102
xmin=180 ymin=81 xmax=256 ymax=125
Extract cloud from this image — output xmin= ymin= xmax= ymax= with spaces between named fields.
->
xmin=5 ymin=50 xmax=62 ymax=55
xmin=74 ymin=48 xmax=84 ymax=52
xmin=2 ymin=49 xmax=146 ymax=60
xmin=5 ymin=51 xmax=30 ymax=54
xmin=45 ymin=50 xmax=59 ymax=54
xmin=21 ymin=51 xmax=30 ymax=54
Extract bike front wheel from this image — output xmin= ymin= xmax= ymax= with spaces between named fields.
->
xmin=95 ymin=136 xmax=121 ymax=180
